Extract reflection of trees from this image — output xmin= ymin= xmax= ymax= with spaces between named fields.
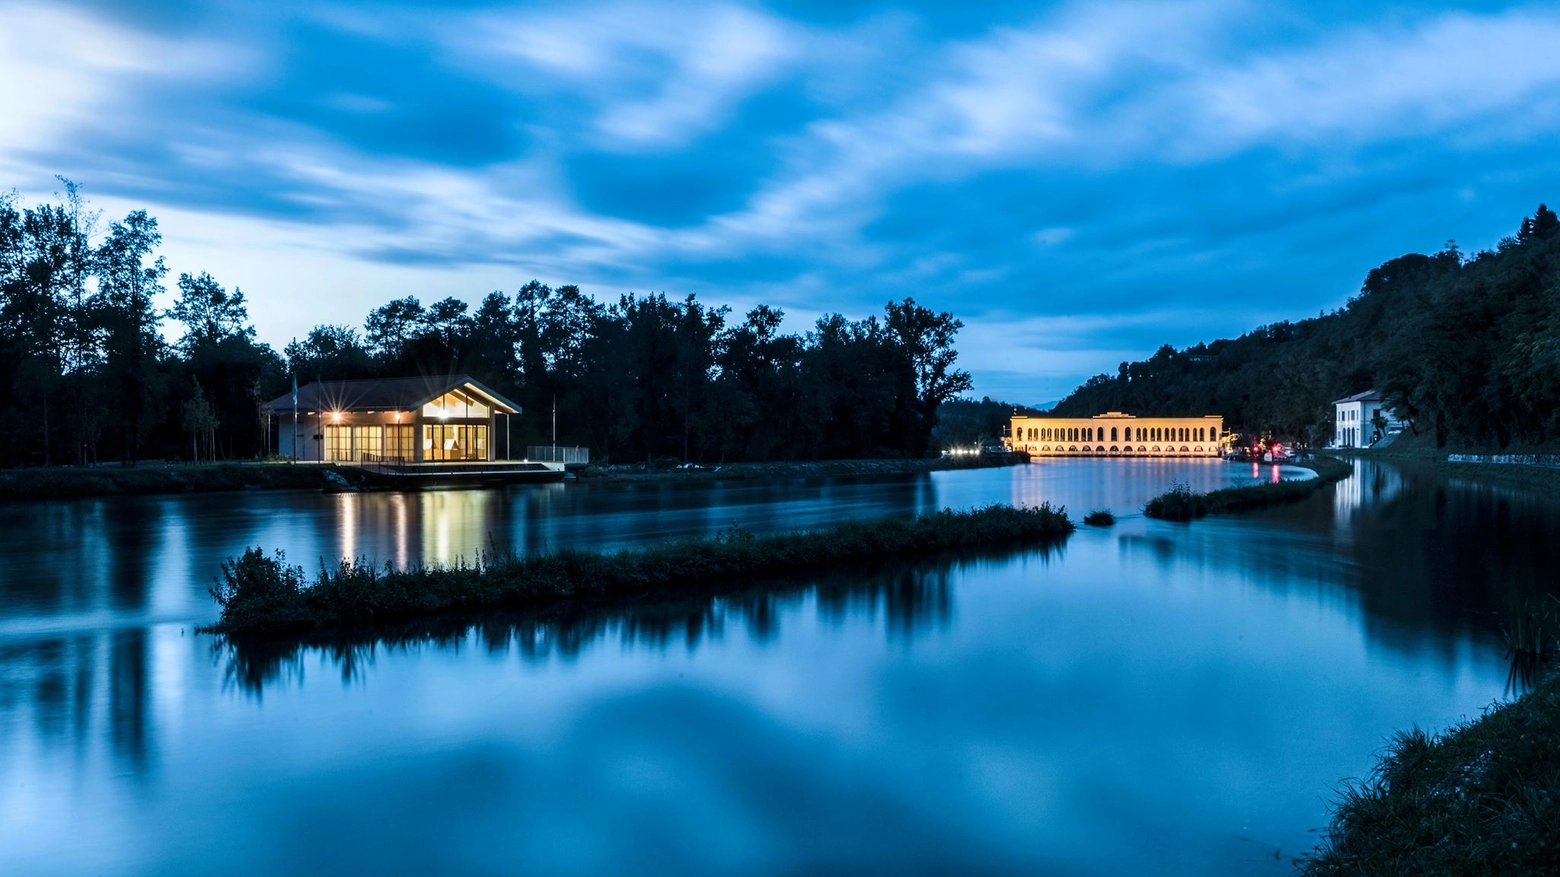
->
xmin=212 ymin=542 xmax=1061 ymax=696
xmin=1122 ymin=459 xmax=1560 ymax=668
xmin=0 ymin=630 xmax=153 ymax=772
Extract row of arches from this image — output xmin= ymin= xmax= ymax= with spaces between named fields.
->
xmin=1023 ymin=444 xmax=1207 ymax=456
xmin=1016 ymin=425 xmax=1214 ymax=444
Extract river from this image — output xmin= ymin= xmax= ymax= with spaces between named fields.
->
xmin=1 ymin=457 xmax=1553 ymax=875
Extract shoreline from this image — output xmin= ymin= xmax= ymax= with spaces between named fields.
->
xmin=577 ymin=453 xmax=1026 ymax=482
xmin=0 ymin=462 xmax=371 ymax=501
xmin=201 ymin=504 xmax=1073 ymax=638
xmin=1299 ymin=670 xmax=1560 ymax=874
xmin=0 ymin=454 xmax=1028 ymax=502
xmin=1333 ymin=446 xmax=1560 ymax=493
xmin=1143 ymin=455 xmax=1353 ymax=520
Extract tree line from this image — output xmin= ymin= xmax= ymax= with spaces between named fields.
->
xmin=1053 ymin=204 xmax=1560 ymax=449
xmin=0 ymin=181 xmax=972 ymax=467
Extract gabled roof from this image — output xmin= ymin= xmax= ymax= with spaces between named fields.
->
xmin=266 ymin=375 xmax=520 ymax=415
xmin=1332 ymin=389 xmax=1383 ymax=405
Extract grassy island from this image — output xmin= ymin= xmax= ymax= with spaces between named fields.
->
xmin=1143 ymin=456 xmax=1353 ymax=521
xmin=1299 ymin=671 xmax=1560 ymax=875
xmin=203 ymin=504 xmax=1073 ymax=637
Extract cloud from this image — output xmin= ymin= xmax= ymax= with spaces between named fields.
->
xmin=1161 ymin=7 xmax=1560 ymax=158
xmin=459 ymin=2 xmax=803 ymax=150
xmin=0 ymin=2 xmax=244 ymax=173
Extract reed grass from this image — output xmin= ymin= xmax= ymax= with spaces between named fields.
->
xmin=1082 ymin=509 xmax=1116 ymax=526
xmin=1144 ymin=456 xmax=1353 ymax=521
xmin=1299 ymin=670 xmax=1560 ymax=875
xmin=203 ymin=504 xmax=1074 ymax=637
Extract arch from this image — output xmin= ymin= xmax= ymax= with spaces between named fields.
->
xmin=1194 ymin=445 xmax=1203 ymax=453
xmin=1151 ymin=445 xmax=1161 ymax=453
xmin=1068 ymin=445 xmax=1078 ymax=453
xmin=1180 ymin=446 xmax=1190 ymax=452
xmin=1096 ymin=445 xmax=1106 ymax=453
xmin=1110 ymin=445 xmax=1120 ymax=454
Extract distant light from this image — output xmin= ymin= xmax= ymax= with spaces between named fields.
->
xmin=332 ymin=411 xmax=342 ymax=423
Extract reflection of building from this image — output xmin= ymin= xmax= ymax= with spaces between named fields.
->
xmin=1006 ymin=411 xmax=1224 ymax=457
xmin=267 ymin=376 xmax=521 ymax=463
xmin=1332 ymin=390 xmax=1403 ymax=448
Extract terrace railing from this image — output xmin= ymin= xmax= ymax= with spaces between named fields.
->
xmin=526 ymin=446 xmax=590 ymax=465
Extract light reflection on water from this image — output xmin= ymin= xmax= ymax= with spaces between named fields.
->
xmin=1 ymin=459 xmax=1556 ymax=875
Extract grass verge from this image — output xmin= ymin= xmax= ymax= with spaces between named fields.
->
xmin=201 ymin=504 xmax=1073 ymax=637
xmin=1298 ymin=670 xmax=1560 ymax=875
xmin=1144 ymin=455 xmax=1353 ymax=521
xmin=0 ymin=462 xmax=367 ymax=500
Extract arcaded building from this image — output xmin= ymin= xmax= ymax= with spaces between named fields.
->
xmin=1007 ymin=411 xmax=1225 ymax=457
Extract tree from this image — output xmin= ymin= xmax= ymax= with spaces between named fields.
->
xmin=364 ymin=296 xmax=424 ymax=363
xmin=883 ymin=298 xmax=973 ymax=456
xmin=94 ymin=210 xmax=166 ymax=465
xmin=170 ymin=271 xmax=253 ymax=350
xmin=284 ymin=325 xmax=374 ymax=380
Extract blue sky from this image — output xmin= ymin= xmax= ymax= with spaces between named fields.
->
xmin=4 ymin=1 xmax=1559 ymax=402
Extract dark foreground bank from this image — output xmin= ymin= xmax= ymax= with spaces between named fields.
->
xmin=1299 ymin=670 xmax=1560 ymax=875
xmin=1144 ymin=456 xmax=1353 ymax=520
xmin=203 ymin=504 xmax=1073 ymax=637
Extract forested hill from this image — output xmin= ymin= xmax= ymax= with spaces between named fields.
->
xmin=1053 ymin=204 xmax=1560 ymax=449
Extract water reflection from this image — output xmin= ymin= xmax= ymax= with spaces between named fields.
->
xmin=209 ymin=549 xmax=1016 ymax=697
xmin=7 ymin=460 xmax=1560 ymax=876
xmin=0 ymin=629 xmax=156 ymax=775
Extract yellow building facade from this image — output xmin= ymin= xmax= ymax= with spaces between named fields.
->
xmin=1007 ymin=411 xmax=1224 ymax=457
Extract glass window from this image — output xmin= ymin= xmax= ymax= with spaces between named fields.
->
xmin=422 ymin=388 xmax=492 ymax=419
xmin=421 ymin=424 xmax=491 ymax=462
xmin=324 ymin=426 xmax=352 ymax=462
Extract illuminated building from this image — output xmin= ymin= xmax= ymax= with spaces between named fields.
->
xmin=1005 ymin=411 xmax=1224 ymax=457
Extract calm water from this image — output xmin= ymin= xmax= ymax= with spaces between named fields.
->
xmin=1 ymin=458 xmax=1554 ymax=875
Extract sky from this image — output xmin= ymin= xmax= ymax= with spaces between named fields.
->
xmin=4 ymin=0 xmax=1560 ymax=403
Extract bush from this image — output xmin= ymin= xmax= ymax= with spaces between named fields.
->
xmin=1082 ymin=509 xmax=1116 ymax=526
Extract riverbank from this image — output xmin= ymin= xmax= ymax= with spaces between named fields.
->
xmin=0 ymin=462 xmax=371 ymax=500
xmin=0 ymin=454 xmax=1026 ymax=501
xmin=577 ymin=453 xmax=1026 ymax=482
xmin=1143 ymin=455 xmax=1353 ymax=520
xmin=201 ymin=504 xmax=1073 ymax=638
xmin=1336 ymin=446 xmax=1560 ymax=493
xmin=1299 ymin=670 xmax=1560 ymax=875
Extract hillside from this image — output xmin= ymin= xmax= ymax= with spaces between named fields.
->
xmin=1053 ymin=205 xmax=1560 ymax=448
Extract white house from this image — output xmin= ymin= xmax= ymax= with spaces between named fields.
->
xmin=1332 ymin=390 xmax=1403 ymax=448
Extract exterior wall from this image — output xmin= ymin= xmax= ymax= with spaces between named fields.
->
xmin=1334 ymin=400 xmax=1401 ymax=448
xmin=1006 ymin=413 xmax=1224 ymax=457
